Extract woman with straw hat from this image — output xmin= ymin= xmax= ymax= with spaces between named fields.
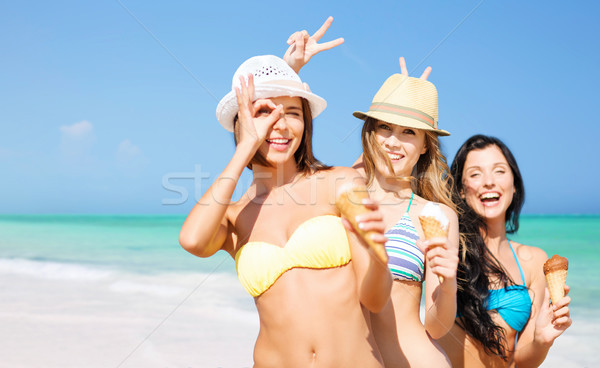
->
xmin=350 ymin=65 xmax=459 ymax=368
xmin=179 ymin=54 xmax=392 ymax=367
xmin=285 ymin=25 xmax=458 ymax=365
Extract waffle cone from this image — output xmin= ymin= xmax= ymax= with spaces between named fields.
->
xmin=335 ymin=186 xmax=388 ymax=264
xmin=418 ymin=216 xmax=448 ymax=242
xmin=545 ymin=269 xmax=567 ymax=304
xmin=418 ymin=215 xmax=448 ymax=283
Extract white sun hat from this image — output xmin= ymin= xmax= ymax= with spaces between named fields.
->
xmin=216 ymin=55 xmax=327 ymax=132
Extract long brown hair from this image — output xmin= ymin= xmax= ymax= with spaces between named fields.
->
xmin=233 ymin=98 xmax=330 ymax=174
xmin=361 ymin=117 xmax=456 ymax=211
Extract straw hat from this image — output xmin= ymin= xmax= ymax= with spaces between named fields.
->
xmin=216 ymin=55 xmax=327 ymax=132
xmin=353 ymin=74 xmax=450 ymax=136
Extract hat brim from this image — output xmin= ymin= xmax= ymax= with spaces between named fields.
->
xmin=353 ymin=110 xmax=450 ymax=136
xmin=216 ymin=85 xmax=327 ymax=132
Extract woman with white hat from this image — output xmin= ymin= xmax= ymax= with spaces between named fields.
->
xmin=179 ymin=54 xmax=392 ymax=367
xmin=285 ymin=26 xmax=458 ymax=365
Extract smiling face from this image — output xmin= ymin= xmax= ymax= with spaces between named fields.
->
xmin=254 ymin=96 xmax=305 ymax=166
xmin=372 ymin=120 xmax=427 ymax=178
xmin=462 ymin=145 xmax=516 ymax=223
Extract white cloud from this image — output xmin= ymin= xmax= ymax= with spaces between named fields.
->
xmin=116 ymin=139 xmax=142 ymax=161
xmin=60 ymin=120 xmax=93 ymax=139
xmin=59 ymin=120 xmax=95 ymax=163
xmin=116 ymin=139 xmax=148 ymax=176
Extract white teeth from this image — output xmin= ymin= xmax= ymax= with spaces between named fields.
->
xmin=480 ymin=193 xmax=500 ymax=200
xmin=268 ymin=138 xmax=289 ymax=144
xmin=388 ymin=153 xmax=401 ymax=160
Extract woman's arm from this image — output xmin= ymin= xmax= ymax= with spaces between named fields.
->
xmin=179 ymin=75 xmax=283 ymax=257
xmin=349 ymin=203 xmax=393 ymax=313
xmin=513 ymin=247 xmax=572 ymax=367
xmin=179 ymin=144 xmax=254 ymax=257
xmin=423 ymin=204 xmax=459 ymax=339
xmin=335 ymin=167 xmax=392 ymax=313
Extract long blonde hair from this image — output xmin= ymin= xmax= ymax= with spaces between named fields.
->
xmin=361 ymin=117 xmax=456 ymax=212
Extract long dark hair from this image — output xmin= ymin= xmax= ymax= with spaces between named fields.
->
xmin=450 ymin=134 xmax=525 ymax=359
xmin=233 ymin=98 xmax=330 ymax=174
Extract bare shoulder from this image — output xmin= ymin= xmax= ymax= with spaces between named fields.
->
xmin=226 ymin=187 xmax=256 ymax=223
xmin=327 ymin=165 xmax=362 ymax=178
xmin=351 ymin=154 xmax=366 ymax=178
xmin=438 ymin=202 xmax=458 ymax=222
xmin=316 ymin=166 xmax=364 ymax=184
xmin=353 ymin=165 xmax=366 ymax=178
xmin=406 ymin=194 xmax=427 ymax=215
xmin=513 ymin=241 xmax=549 ymax=285
xmin=309 ymin=167 xmax=365 ymax=210
xmin=513 ymin=241 xmax=549 ymax=265
xmin=407 ymin=193 xmax=426 ymax=206
xmin=351 ymin=153 xmax=364 ymax=168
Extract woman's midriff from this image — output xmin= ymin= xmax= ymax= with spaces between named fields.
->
xmin=437 ymin=315 xmax=517 ymax=368
xmin=252 ymin=265 xmax=384 ymax=368
xmin=371 ymin=280 xmax=451 ymax=368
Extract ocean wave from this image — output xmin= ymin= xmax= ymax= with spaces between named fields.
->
xmin=0 ymin=257 xmax=113 ymax=281
xmin=109 ymin=279 xmax=186 ymax=297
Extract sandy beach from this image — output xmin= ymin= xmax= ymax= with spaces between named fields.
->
xmin=0 ymin=263 xmax=257 ymax=368
xmin=1 ymin=261 xmax=596 ymax=368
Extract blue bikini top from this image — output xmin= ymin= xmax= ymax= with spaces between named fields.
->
xmin=486 ymin=240 xmax=532 ymax=332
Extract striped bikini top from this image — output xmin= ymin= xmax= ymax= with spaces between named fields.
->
xmin=385 ymin=193 xmax=424 ymax=282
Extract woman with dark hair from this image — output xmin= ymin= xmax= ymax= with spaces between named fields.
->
xmin=437 ymin=134 xmax=573 ymax=367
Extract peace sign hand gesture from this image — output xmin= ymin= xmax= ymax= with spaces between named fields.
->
xmin=284 ymin=16 xmax=344 ymax=74
xmin=398 ymin=56 xmax=432 ymax=80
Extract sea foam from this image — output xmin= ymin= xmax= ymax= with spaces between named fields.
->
xmin=0 ymin=257 xmax=113 ymax=281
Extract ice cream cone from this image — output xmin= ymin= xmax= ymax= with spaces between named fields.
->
xmin=335 ymin=185 xmax=388 ymax=264
xmin=418 ymin=216 xmax=449 ymax=240
xmin=418 ymin=204 xmax=450 ymax=283
xmin=543 ymin=255 xmax=569 ymax=304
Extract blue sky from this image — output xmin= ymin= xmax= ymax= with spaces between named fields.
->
xmin=1 ymin=1 xmax=598 ymax=214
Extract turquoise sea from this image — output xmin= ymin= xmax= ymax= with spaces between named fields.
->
xmin=0 ymin=214 xmax=598 ymax=367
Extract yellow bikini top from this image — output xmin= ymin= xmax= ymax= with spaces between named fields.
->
xmin=235 ymin=215 xmax=352 ymax=297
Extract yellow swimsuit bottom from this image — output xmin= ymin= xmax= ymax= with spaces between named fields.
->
xmin=235 ymin=215 xmax=352 ymax=297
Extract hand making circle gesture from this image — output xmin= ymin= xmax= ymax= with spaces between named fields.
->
xmin=234 ymin=74 xmax=283 ymax=152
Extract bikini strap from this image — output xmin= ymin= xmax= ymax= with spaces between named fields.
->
xmin=508 ymin=239 xmax=526 ymax=285
xmin=406 ymin=192 xmax=414 ymax=212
